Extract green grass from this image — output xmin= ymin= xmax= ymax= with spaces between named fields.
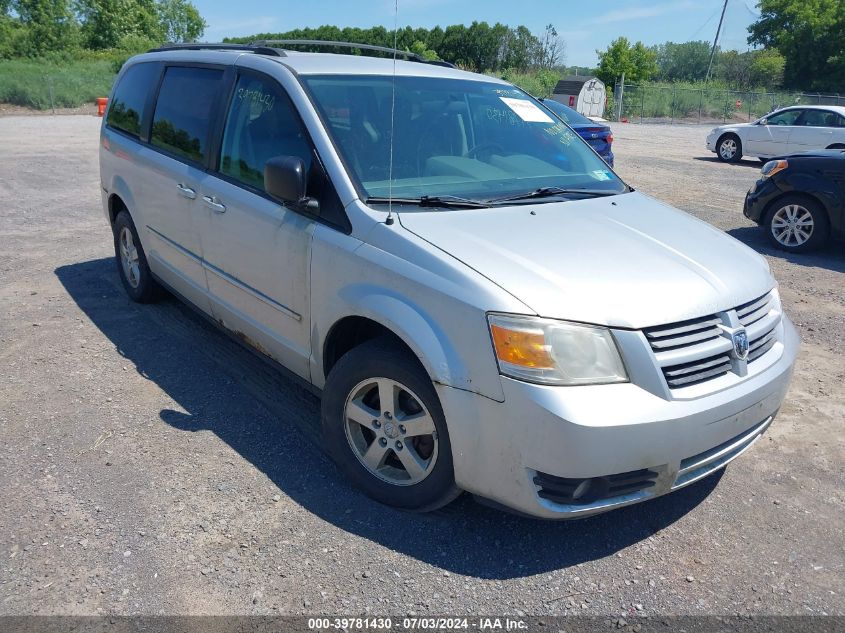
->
xmin=0 ymin=58 xmax=116 ymax=109
xmin=617 ymin=81 xmax=845 ymax=123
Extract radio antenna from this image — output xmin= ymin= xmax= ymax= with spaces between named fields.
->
xmin=385 ymin=0 xmax=398 ymax=226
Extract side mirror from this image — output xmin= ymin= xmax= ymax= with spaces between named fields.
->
xmin=759 ymin=118 xmax=768 ymax=126
xmin=264 ymin=156 xmax=318 ymax=212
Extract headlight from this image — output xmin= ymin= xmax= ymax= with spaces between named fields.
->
xmin=761 ymin=159 xmax=788 ymax=179
xmin=770 ymin=285 xmax=781 ymax=311
xmin=487 ymin=314 xmax=628 ymax=386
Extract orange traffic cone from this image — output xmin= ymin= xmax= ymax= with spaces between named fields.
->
xmin=96 ymin=97 xmax=108 ymax=117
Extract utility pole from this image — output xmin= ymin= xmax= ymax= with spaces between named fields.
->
xmin=706 ymin=0 xmax=729 ymax=83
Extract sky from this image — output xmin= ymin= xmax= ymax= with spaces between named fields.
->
xmin=196 ymin=0 xmax=761 ymax=68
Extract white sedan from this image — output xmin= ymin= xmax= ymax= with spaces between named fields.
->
xmin=706 ymin=105 xmax=845 ymax=163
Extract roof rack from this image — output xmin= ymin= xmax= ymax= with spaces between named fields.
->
xmin=147 ymin=40 xmax=457 ymax=68
xmin=249 ymin=39 xmax=456 ymax=67
xmin=147 ymin=43 xmax=286 ymax=57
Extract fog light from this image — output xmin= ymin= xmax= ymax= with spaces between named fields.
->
xmin=572 ymin=477 xmax=610 ymax=502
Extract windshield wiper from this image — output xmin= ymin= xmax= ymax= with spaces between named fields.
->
xmin=366 ymin=195 xmax=489 ymax=209
xmin=488 ymin=186 xmax=625 ymax=204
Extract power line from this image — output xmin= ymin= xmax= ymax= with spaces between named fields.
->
xmin=690 ymin=6 xmax=722 ymax=40
xmin=742 ymin=1 xmax=759 ymax=17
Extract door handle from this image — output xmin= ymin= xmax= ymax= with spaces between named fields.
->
xmin=176 ymin=183 xmax=197 ymax=199
xmin=202 ymin=195 xmax=226 ymax=213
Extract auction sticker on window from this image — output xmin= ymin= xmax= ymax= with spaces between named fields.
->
xmin=499 ymin=97 xmax=554 ymax=123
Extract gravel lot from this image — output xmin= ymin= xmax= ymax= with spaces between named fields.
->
xmin=1 ymin=115 xmax=843 ymax=618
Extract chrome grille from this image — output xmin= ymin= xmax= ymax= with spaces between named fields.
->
xmin=644 ymin=291 xmax=781 ymax=390
xmin=662 ymin=351 xmax=733 ymax=388
xmin=748 ymin=328 xmax=777 ymax=361
xmin=644 ymin=314 xmax=722 ymax=351
xmin=736 ymin=293 xmax=773 ymax=327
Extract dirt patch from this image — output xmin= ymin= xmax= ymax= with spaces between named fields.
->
xmin=0 ymin=102 xmax=99 ymax=117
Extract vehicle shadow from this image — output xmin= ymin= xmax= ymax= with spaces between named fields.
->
xmin=692 ymin=156 xmax=763 ymax=167
xmin=727 ymin=226 xmax=845 ymax=273
xmin=56 ymin=257 xmax=722 ymax=580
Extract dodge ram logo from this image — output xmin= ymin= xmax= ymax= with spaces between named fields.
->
xmin=732 ymin=330 xmax=750 ymax=361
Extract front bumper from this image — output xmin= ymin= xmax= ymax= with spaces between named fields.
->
xmin=706 ymin=132 xmax=718 ymax=152
xmin=439 ymin=315 xmax=799 ymax=519
xmin=744 ymin=177 xmax=781 ymax=223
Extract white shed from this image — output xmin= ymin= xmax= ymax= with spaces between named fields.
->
xmin=550 ymin=76 xmax=607 ymax=118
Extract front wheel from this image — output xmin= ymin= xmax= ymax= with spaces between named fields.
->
xmin=321 ymin=338 xmax=460 ymax=511
xmin=765 ymin=195 xmax=830 ymax=253
xmin=716 ymin=134 xmax=742 ymax=163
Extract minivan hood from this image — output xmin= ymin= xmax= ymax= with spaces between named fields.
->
xmin=398 ymin=192 xmax=773 ymax=329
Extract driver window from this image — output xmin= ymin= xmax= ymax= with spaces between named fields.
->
xmin=219 ymin=74 xmax=312 ymax=192
xmin=766 ymin=110 xmax=802 ymax=126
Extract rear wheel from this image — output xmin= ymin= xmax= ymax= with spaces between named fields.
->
xmin=765 ymin=195 xmax=830 ymax=253
xmin=113 ymin=210 xmax=162 ymax=303
xmin=321 ymin=338 xmax=460 ymax=511
xmin=716 ymin=134 xmax=742 ymax=163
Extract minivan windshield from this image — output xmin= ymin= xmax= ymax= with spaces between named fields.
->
xmin=302 ymin=75 xmax=627 ymax=205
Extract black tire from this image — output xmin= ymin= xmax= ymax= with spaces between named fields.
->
xmin=764 ymin=194 xmax=830 ymax=253
xmin=716 ymin=133 xmax=742 ymax=163
xmin=321 ymin=337 xmax=460 ymax=511
xmin=112 ymin=210 xmax=162 ymax=303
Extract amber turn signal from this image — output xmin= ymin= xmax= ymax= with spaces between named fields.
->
xmin=490 ymin=323 xmax=555 ymax=369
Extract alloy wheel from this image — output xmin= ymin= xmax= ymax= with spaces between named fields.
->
xmin=343 ymin=377 xmax=438 ymax=486
xmin=119 ymin=227 xmax=141 ymax=288
xmin=771 ymin=204 xmax=814 ymax=247
xmin=719 ymin=138 xmax=737 ymax=160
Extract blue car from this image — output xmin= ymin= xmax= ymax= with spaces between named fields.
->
xmin=539 ymin=98 xmax=615 ymax=167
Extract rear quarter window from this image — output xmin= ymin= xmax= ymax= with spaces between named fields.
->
xmin=106 ymin=62 xmax=159 ymax=137
xmin=150 ymin=66 xmax=224 ymax=164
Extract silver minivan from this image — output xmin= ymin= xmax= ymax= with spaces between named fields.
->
xmin=100 ymin=42 xmax=798 ymax=519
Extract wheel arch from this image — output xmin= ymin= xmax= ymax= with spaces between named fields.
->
xmin=322 ymin=315 xmax=421 ymax=381
xmin=717 ymin=131 xmax=742 ymax=146
xmin=314 ymin=288 xmax=500 ymax=400
xmin=108 ymin=193 xmax=128 ymax=224
xmin=762 ymin=189 xmax=832 ymax=227
xmin=106 ymin=175 xmax=137 ymax=225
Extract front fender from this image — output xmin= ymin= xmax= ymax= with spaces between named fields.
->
xmin=310 ymin=225 xmax=520 ymax=402
xmin=334 ymin=285 xmax=476 ymax=390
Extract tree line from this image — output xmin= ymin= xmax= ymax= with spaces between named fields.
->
xmin=595 ymin=38 xmax=788 ymax=91
xmin=1 ymin=0 xmax=842 ymax=94
xmin=0 ymin=0 xmax=205 ymax=58
xmin=225 ymin=22 xmax=566 ymax=74
xmin=596 ymin=0 xmax=844 ymax=93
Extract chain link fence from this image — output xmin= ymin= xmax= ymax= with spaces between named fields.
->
xmin=613 ymin=82 xmax=845 ymax=125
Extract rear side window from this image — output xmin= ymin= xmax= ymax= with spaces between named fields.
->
xmin=107 ymin=63 xmax=159 ymax=137
xmin=151 ymin=66 xmax=224 ymax=164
